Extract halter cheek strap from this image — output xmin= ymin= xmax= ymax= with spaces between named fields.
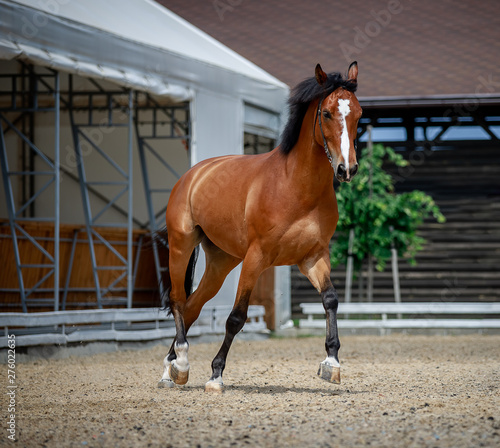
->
xmin=315 ymin=96 xmax=334 ymax=167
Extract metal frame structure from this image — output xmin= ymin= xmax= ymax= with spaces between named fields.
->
xmin=357 ymin=104 xmax=500 ymax=151
xmin=0 ymin=62 xmax=191 ymax=312
xmin=67 ymin=75 xmax=134 ymax=309
xmin=243 ymin=132 xmax=275 ymax=155
xmin=0 ymin=63 xmax=60 ymax=312
xmin=134 ymin=94 xmax=190 ymax=297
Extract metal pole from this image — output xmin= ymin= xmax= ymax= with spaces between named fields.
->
xmin=0 ymin=116 xmax=27 ymax=312
xmin=367 ymin=125 xmax=373 ymax=198
xmin=69 ymin=109 xmax=103 ymax=308
xmin=62 ymin=229 xmax=79 ymax=310
xmin=344 ymin=228 xmax=355 ymax=319
xmin=390 ymin=225 xmax=402 ymax=318
xmin=367 ymin=125 xmax=374 ymax=302
xmin=54 ymin=71 xmax=60 ymax=311
xmin=345 ymin=228 xmax=355 ymax=303
xmin=127 ymin=90 xmax=133 ymax=309
xmin=367 ymin=255 xmax=374 ymax=303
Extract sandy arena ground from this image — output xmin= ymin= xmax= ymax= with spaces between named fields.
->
xmin=3 ymin=334 xmax=500 ymax=447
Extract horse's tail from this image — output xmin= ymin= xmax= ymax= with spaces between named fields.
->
xmin=154 ymin=227 xmax=199 ymax=315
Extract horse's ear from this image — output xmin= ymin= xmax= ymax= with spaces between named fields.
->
xmin=347 ymin=61 xmax=358 ymax=84
xmin=315 ymin=64 xmax=328 ymax=86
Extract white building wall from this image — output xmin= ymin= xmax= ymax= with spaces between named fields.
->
xmin=189 ymin=89 xmax=244 ymax=307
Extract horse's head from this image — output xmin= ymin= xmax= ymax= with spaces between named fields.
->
xmin=314 ymin=62 xmax=362 ymax=183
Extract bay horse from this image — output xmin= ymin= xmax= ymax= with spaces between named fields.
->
xmin=158 ymin=62 xmax=362 ymax=392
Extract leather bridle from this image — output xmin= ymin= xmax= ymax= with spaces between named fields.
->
xmin=314 ymin=95 xmax=334 ymax=167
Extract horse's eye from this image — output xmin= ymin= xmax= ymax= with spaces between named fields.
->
xmin=322 ymin=110 xmax=332 ymax=119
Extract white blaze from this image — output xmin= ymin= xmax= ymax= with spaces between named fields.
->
xmin=338 ymin=99 xmax=351 ymax=170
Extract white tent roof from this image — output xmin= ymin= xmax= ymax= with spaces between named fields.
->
xmin=0 ymin=0 xmax=288 ymax=109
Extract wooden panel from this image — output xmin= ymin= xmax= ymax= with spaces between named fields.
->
xmin=0 ymin=221 xmax=160 ymax=312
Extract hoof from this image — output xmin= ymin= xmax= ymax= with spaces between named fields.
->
xmin=205 ymin=379 xmax=224 ymax=394
xmin=158 ymin=378 xmax=175 ymax=389
xmin=318 ymin=361 xmax=341 ymax=384
xmin=168 ymin=362 xmax=189 ymax=385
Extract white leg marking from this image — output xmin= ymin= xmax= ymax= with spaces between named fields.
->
xmin=205 ymin=376 xmax=224 ymax=393
xmin=172 ymin=342 xmax=189 ymax=372
xmin=322 ymin=356 xmax=340 ymax=368
xmin=158 ymin=356 xmax=175 ymax=388
xmin=338 ymin=99 xmax=351 ymax=170
xmin=161 ymin=355 xmax=171 ymax=379
xmin=206 ymin=376 xmax=223 ymax=386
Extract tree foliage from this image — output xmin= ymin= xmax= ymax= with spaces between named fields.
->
xmin=331 ymin=144 xmax=446 ymax=274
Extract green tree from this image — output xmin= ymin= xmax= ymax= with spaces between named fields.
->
xmin=331 ymin=144 xmax=445 ymax=274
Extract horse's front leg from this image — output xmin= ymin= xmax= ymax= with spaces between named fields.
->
xmin=317 ymin=284 xmax=341 ymax=384
xmin=204 ymin=299 xmax=250 ymax=393
xmin=205 ymin=250 xmax=264 ymax=393
xmin=299 ymin=253 xmax=341 ymax=384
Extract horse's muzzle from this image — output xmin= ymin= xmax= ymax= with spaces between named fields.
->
xmin=336 ymin=163 xmax=359 ymax=183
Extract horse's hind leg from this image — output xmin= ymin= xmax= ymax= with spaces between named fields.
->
xmin=158 ymin=240 xmax=240 ymax=388
xmin=161 ymin=228 xmax=201 ymax=386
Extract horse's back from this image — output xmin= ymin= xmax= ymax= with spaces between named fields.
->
xmin=166 ymin=151 xmax=276 ymax=257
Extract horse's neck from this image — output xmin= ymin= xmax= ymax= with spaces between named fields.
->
xmin=286 ymin=102 xmax=335 ymax=198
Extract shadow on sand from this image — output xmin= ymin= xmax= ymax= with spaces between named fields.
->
xmin=176 ymin=383 xmax=369 ymax=396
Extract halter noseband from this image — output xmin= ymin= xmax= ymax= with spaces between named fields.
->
xmin=315 ymin=95 xmax=334 ymax=167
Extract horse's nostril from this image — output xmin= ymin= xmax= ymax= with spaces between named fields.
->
xmin=337 ymin=164 xmax=346 ymax=177
xmin=350 ymin=164 xmax=359 ymax=177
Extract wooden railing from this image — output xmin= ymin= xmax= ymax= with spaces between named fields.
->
xmin=299 ymin=302 xmax=500 ymax=334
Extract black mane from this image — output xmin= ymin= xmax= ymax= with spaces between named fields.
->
xmin=278 ymin=72 xmax=357 ymax=155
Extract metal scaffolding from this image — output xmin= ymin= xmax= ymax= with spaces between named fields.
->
xmin=0 ymin=62 xmax=190 ymax=312
xmin=67 ymin=76 xmax=134 ymax=309
xmin=135 ymin=94 xmax=190 ymax=297
xmin=0 ymin=64 xmax=60 ymax=312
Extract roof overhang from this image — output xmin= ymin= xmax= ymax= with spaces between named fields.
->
xmin=0 ymin=0 xmax=288 ymax=111
xmin=359 ymin=93 xmax=500 ymax=109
